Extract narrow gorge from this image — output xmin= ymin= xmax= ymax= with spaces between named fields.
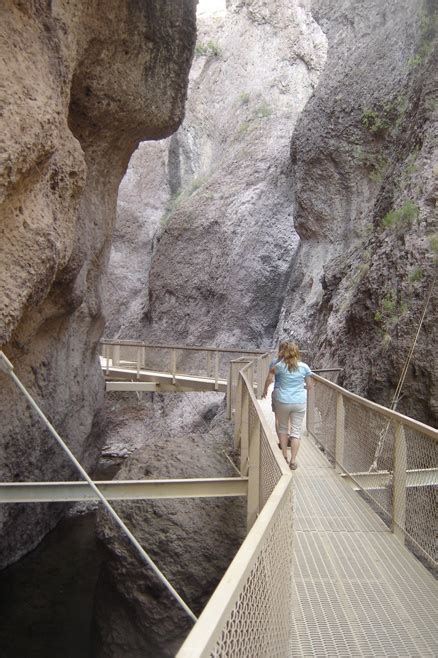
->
xmin=0 ymin=0 xmax=436 ymax=656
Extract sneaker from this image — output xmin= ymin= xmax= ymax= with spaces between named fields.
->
xmin=289 ymin=462 xmax=298 ymax=470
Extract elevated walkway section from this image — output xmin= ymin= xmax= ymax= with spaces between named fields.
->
xmin=259 ymin=395 xmax=438 ymax=657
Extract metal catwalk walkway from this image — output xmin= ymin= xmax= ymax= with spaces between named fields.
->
xmin=259 ymin=395 xmax=438 ymax=657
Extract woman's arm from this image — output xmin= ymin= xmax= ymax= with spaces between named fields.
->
xmin=262 ymin=368 xmax=275 ymax=398
xmin=304 ymin=374 xmax=313 ymax=390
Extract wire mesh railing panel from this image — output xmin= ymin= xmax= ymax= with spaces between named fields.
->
xmin=403 ymin=426 xmax=438 ymax=567
xmin=175 ymin=349 xmax=210 ymax=378
xmin=311 ymin=375 xmax=438 ymax=570
xmin=209 ymin=484 xmax=293 ymax=658
xmin=343 ymin=397 xmax=396 ymax=474
xmin=312 ymin=380 xmax=337 ymax=457
xmin=259 ymin=426 xmax=282 ymax=511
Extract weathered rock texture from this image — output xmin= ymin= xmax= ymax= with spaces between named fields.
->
xmin=92 ymin=391 xmax=245 ymax=658
xmin=0 ymin=0 xmax=197 ymax=568
xmin=105 ymin=0 xmax=327 ymax=346
xmin=279 ymin=0 xmax=438 ymax=424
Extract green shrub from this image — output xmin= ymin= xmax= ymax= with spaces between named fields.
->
xmin=253 ymin=101 xmax=272 ymax=119
xmin=381 ymin=200 xmax=419 ymax=229
xmin=361 ymin=95 xmax=407 ymax=136
xmin=408 ymin=5 xmax=438 ymax=66
xmin=429 ymin=233 xmax=438 ymax=253
xmin=409 ymin=267 xmax=423 ymax=283
xmin=375 ymin=290 xmax=410 ymax=347
xmin=195 ymin=40 xmax=222 ymax=57
xmin=429 ymin=233 xmax=438 ymax=263
xmin=190 ymin=177 xmax=205 ymax=194
xmin=238 ymin=121 xmax=252 ymax=134
xmin=361 ymin=109 xmax=390 ymax=135
xmin=239 ymin=92 xmax=250 ymax=106
xmin=382 ymin=292 xmax=397 ymax=314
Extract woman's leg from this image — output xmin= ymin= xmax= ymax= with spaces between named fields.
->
xmin=288 ymin=405 xmax=306 ymax=468
xmin=274 ymin=402 xmax=290 ymax=462
xmin=289 ymin=437 xmax=300 ymax=467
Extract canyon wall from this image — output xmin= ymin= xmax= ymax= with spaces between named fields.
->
xmin=105 ymin=0 xmax=327 ymax=347
xmin=107 ymin=0 xmax=437 ymax=424
xmin=0 ymin=0 xmax=197 ymax=567
xmin=280 ymin=0 xmax=438 ymax=424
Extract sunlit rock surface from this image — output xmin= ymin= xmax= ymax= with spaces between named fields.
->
xmin=105 ymin=0 xmax=327 ymax=347
xmin=0 ymin=0 xmax=197 ymax=568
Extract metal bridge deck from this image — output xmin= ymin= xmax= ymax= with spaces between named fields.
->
xmin=259 ymin=397 xmax=438 ymax=657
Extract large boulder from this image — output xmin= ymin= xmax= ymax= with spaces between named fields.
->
xmin=92 ymin=392 xmax=246 ymax=657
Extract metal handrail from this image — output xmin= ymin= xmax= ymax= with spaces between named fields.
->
xmin=101 ymin=338 xmax=269 ymax=354
xmin=311 ymin=373 xmax=438 ymax=440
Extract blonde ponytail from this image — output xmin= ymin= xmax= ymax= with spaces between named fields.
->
xmin=282 ymin=342 xmax=300 ymax=371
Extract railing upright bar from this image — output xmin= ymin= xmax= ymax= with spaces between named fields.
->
xmin=247 ymin=413 xmax=261 ymax=530
xmin=392 ymin=422 xmax=407 ymax=544
xmin=226 ymin=367 xmax=232 ymax=420
xmin=307 ymin=382 xmax=315 ymax=436
xmin=113 ymin=344 xmax=120 ymax=367
xmin=214 ymin=351 xmax=219 ymax=391
xmin=240 ymin=384 xmax=249 ymax=475
xmin=171 ymin=349 xmax=177 ymax=384
xmin=234 ymin=372 xmax=243 ymax=449
xmin=136 ymin=347 xmax=141 ymax=379
xmin=335 ymin=392 xmax=345 ymax=473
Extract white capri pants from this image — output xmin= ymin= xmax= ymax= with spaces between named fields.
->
xmin=274 ymin=401 xmax=306 ymax=436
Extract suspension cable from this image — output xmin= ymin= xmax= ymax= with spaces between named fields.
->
xmin=0 ymin=351 xmax=197 ymax=623
xmin=370 ymin=273 xmax=436 ymax=471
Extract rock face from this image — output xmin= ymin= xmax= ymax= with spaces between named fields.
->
xmin=0 ymin=0 xmax=197 ymax=568
xmin=279 ymin=0 xmax=438 ymax=424
xmin=105 ymin=0 xmax=327 ymax=347
xmin=92 ymin=391 xmax=245 ymax=658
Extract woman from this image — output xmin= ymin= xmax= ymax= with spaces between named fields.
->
xmin=263 ymin=342 xmax=313 ymax=470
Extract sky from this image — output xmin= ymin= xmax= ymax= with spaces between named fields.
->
xmin=197 ymin=0 xmax=227 ymax=17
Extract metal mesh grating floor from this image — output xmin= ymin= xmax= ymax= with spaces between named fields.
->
xmin=259 ymin=396 xmax=438 ymax=657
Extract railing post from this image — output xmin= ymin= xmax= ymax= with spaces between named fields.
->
xmin=256 ymin=359 xmax=263 ymax=400
xmin=136 ymin=347 xmax=141 ymax=380
xmin=171 ymin=349 xmax=177 ymax=384
xmin=105 ymin=344 xmax=110 ymax=375
xmin=207 ymin=351 xmax=211 ymax=378
xmin=392 ymin=422 xmax=407 ymax=544
xmin=247 ymin=414 xmax=261 ymax=530
xmin=226 ymin=368 xmax=232 ymax=420
xmin=335 ymin=392 xmax=345 ymax=472
xmin=307 ymin=383 xmax=315 ymax=436
xmin=113 ymin=344 xmax=120 ymax=367
xmin=214 ymin=351 xmax=219 ymax=391
xmin=234 ymin=375 xmax=243 ymax=449
xmin=240 ymin=385 xmax=249 ymax=475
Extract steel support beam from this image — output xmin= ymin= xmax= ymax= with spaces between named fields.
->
xmin=0 ymin=477 xmax=249 ymax=503
xmin=106 ymin=381 xmax=158 ymax=392
xmin=102 ymin=365 xmax=227 ymax=392
xmin=342 ymin=468 xmax=438 ymax=490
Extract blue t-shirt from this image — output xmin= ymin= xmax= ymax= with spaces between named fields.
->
xmin=273 ymin=361 xmax=312 ymax=404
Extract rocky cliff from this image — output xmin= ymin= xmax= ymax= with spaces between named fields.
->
xmin=105 ymin=0 xmax=327 ymax=346
xmin=280 ymin=0 xmax=438 ymax=424
xmin=107 ymin=0 xmax=437 ymax=425
xmin=0 ymin=0 xmax=197 ymax=568
xmin=92 ymin=391 xmax=245 ymax=657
